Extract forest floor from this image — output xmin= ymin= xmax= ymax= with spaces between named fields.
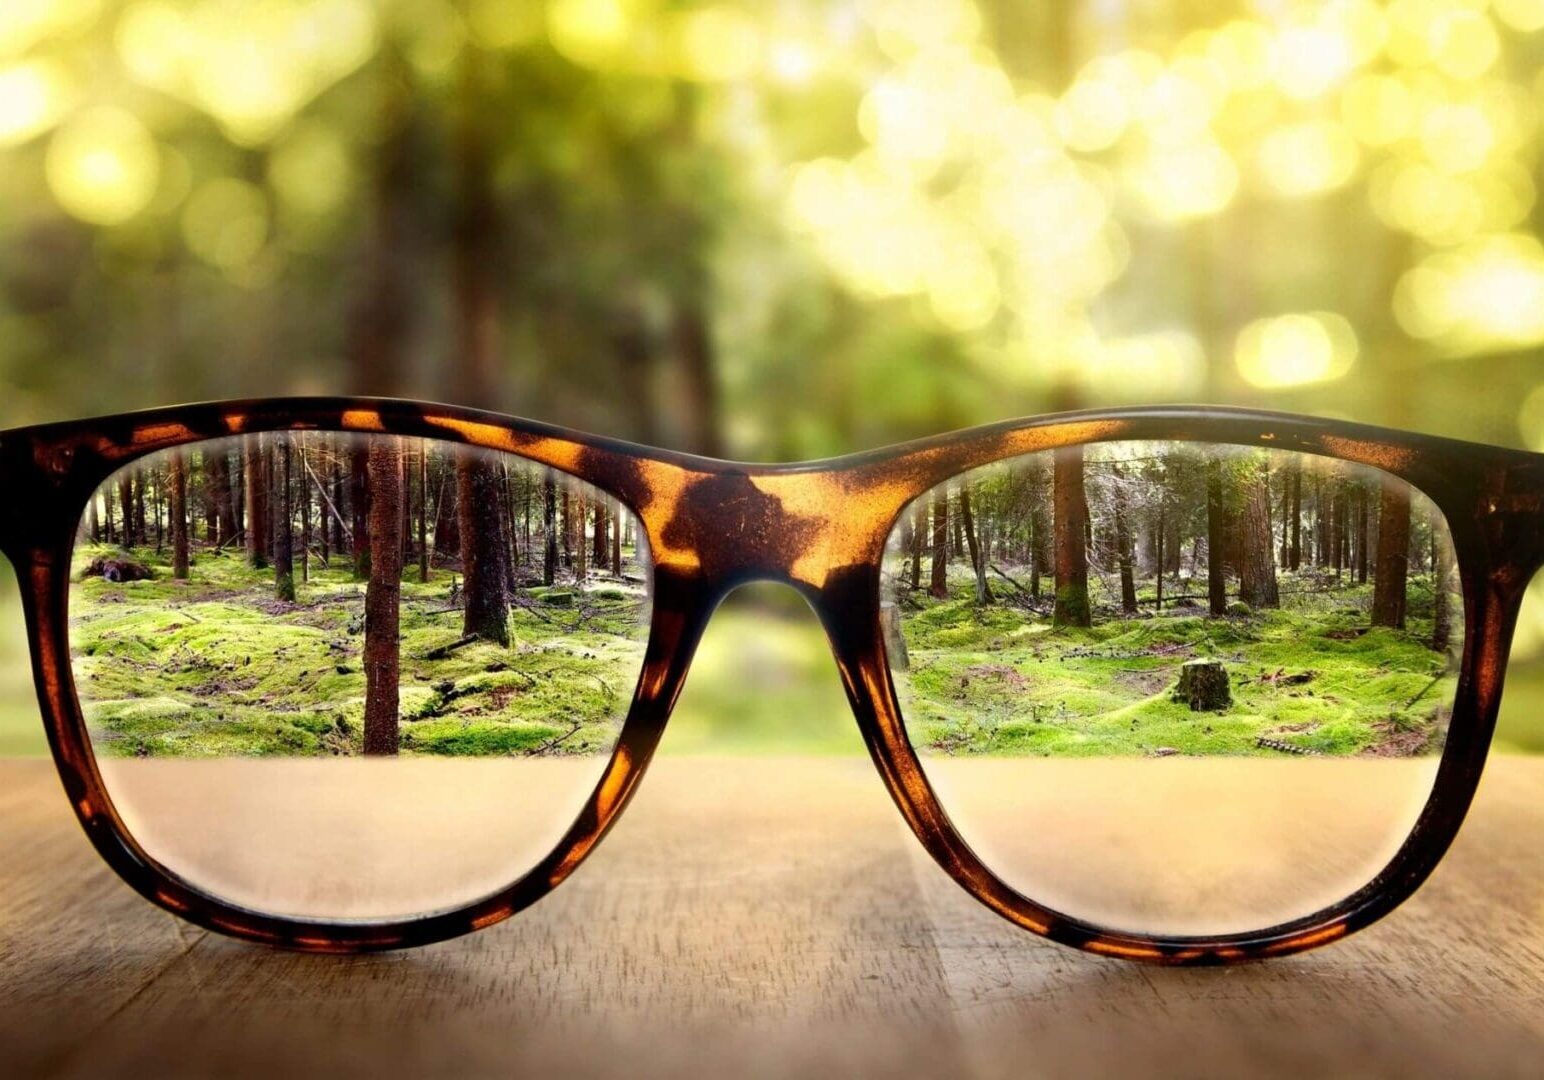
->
xmin=69 ymin=543 xmax=649 ymax=758
xmin=893 ymin=566 xmax=1457 ymax=758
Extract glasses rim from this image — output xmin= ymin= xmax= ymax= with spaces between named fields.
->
xmin=3 ymin=396 xmax=1539 ymax=963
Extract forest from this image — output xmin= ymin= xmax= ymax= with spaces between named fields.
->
xmin=883 ymin=442 xmax=1461 ymax=758
xmin=70 ymin=434 xmax=651 ymax=759
xmin=6 ymin=0 xmax=1544 ymax=756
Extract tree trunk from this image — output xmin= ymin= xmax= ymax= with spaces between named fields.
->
xmin=350 ymin=444 xmax=371 ymax=579
xmin=206 ymin=450 xmax=236 ymax=545
xmin=1356 ymin=487 xmax=1371 ymax=584
xmin=901 ymin=503 xmax=914 ymax=590
xmin=561 ymin=489 xmax=573 ymax=569
xmin=457 ymin=452 xmax=511 ymax=645
xmin=169 ymin=450 xmax=189 ymax=580
xmin=329 ymin=449 xmax=345 ymax=556
xmin=1052 ymin=446 xmax=1092 ymax=627
xmin=593 ymin=501 xmax=609 ymax=566
xmin=133 ymin=474 xmax=146 ymax=548
xmin=928 ymin=489 xmax=949 ymax=600
xmin=273 ymin=436 xmax=295 ymax=601
xmin=1371 ymin=481 xmax=1411 ymax=629
xmin=1237 ymin=459 xmax=1279 ymax=608
xmin=1173 ymin=659 xmax=1231 ymax=711
xmin=1289 ymin=463 xmax=1302 ymax=571
xmin=1113 ymin=483 xmax=1137 ymax=616
xmin=542 ymin=474 xmax=558 ymax=586
xmin=299 ymin=440 xmax=311 ymax=584
xmin=1206 ymin=459 xmax=1227 ymax=616
xmin=959 ymin=485 xmax=992 ymax=605
xmin=1432 ymin=516 xmax=1454 ymax=652
xmin=362 ymin=437 xmax=402 ymax=756
xmin=611 ymin=505 xmax=622 ymax=575
xmin=117 ymin=473 xmax=134 ymax=548
xmin=418 ymin=443 xmax=430 ymax=583
xmin=431 ymin=460 xmax=459 ymax=563
xmin=245 ymin=435 xmax=269 ymax=569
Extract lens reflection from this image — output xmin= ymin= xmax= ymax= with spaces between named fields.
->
xmin=882 ymin=441 xmax=1461 ymax=936
xmin=70 ymin=433 xmax=651 ymax=920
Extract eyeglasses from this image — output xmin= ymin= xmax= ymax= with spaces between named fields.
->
xmin=3 ymin=398 xmax=1537 ymax=963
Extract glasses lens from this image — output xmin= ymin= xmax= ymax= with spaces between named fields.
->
xmin=882 ymin=441 xmax=1462 ymax=936
xmin=70 ymin=433 xmax=652 ymax=921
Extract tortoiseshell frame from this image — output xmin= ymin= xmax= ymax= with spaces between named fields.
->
xmin=3 ymin=399 xmax=1541 ymax=964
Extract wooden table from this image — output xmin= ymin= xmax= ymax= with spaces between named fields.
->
xmin=2 ymin=755 xmax=1541 ymax=1078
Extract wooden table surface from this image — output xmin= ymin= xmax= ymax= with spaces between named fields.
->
xmin=2 ymin=754 xmax=1541 ymax=1079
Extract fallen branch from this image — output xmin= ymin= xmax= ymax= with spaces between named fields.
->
xmin=419 ymin=634 xmax=478 ymax=661
xmin=988 ymin=563 xmax=1035 ymax=597
xmin=527 ymin=719 xmax=585 ymax=757
xmin=1404 ymin=672 xmax=1446 ymax=710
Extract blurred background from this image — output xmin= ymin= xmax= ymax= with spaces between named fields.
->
xmin=1 ymin=0 xmax=1543 ymax=755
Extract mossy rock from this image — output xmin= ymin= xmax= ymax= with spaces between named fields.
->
xmin=1226 ymin=601 xmax=1253 ymax=617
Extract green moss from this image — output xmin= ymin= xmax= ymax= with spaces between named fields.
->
xmin=69 ymin=541 xmax=650 ymax=758
xmin=893 ymin=572 xmax=1458 ymax=758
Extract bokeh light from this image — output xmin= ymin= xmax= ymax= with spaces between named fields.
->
xmin=181 ymin=177 xmax=270 ymax=272
xmin=0 ymin=59 xmax=71 ymax=147
xmin=1394 ymin=233 xmax=1544 ymax=351
xmin=1235 ymin=312 xmax=1360 ymax=389
xmin=44 ymin=106 xmax=159 ymax=226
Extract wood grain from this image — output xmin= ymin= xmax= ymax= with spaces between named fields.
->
xmin=1 ymin=755 xmax=1541 ymax=1079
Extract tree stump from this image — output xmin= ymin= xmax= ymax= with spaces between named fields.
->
xmin=1173 ymin=659 xmax=1231 ymax=711
xmin=81 ymin=556 xmax=153 ymax=583
xmin=879 ymin=601 xmax=909 ymax=670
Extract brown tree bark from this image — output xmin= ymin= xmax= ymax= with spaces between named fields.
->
xmin=1206 ymin=459 xmax=1228 ymax=616
xmin=1372 ymin=481 xmax=1412 ymax=629
xmin=1356 ymin=487 xmax=1371 ymax=584
xmin=593 ymin=501 xmax=609 ymax=566
xmin=299 ymin=440 xmax=311 ymax=584
xmin=430 ymin=459 xmax=459 ymax=563
xmin=1289 ymin=462 xmax=1302 ymax=571
xmin=1237 ymin=459 xmax=1279 ymax=608
xmin=169 ymin=450 xmax=189 ymax=580
xmin=245 ymin=435 xmax=269 ymax=570
xmin=273 ymin=436 xmax=295 ymax=601
xmin=418 ymin=444 xmax=430 ymax=583
xmin=1052 ymin=445 xmax=1092 ymax=627
xmin=205 ymin=450 xmax=237 ymax=545
xmin=350 ymin=444 xmax=371 ymax=579
xmin=1432 ymin=515 xmax=1454 ymax=652
xmin=116 ymin=473 xmax=134 ymax=548
xmin=1113 ymin=481 xmax=1137 ymax=616
xmin=610 ymin=506 xmax=622 ymax=575
xmin=908 ymin=504 xmax=924 ymax=591
xmin=329 ymin=446 xmax=345 ymax=557
xmin=362 ymin=437 xmax=403 ymax=756
xmin=928 ymin=489 xmax=949 ymax=600
xmin=542 ymin=474 xmax=558 ymax=586
xmin=133 ymin=474 xmax=146 ymax=548
xmin=959 ymin=485 xmax=992 ymax=605
xmin=574 ymin=493 xmax=589 ymax=582
xmin=457 ymin=452 xmax=511 ymax=645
